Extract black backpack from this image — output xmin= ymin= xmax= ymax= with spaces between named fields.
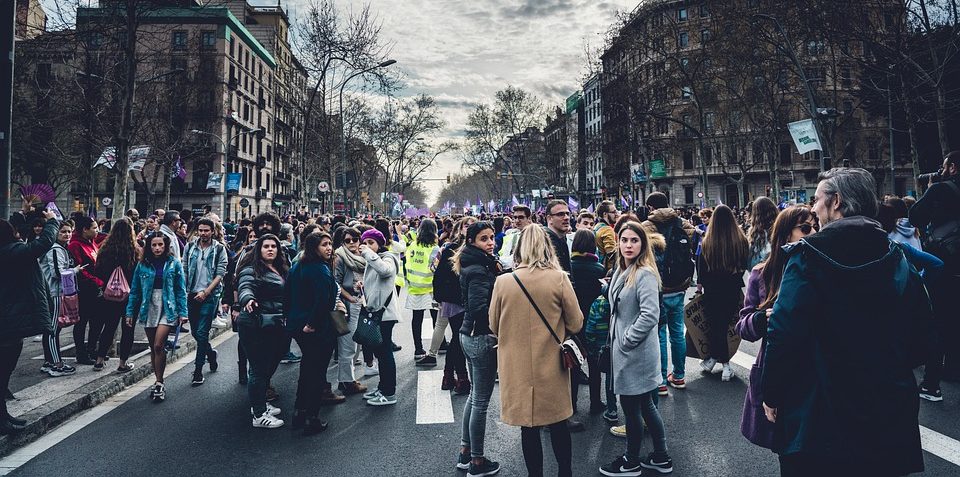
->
xmin=654 ymin=218 xmax=695 ymax=289
xmin=923 ymin=181 xmax=960 ymax=270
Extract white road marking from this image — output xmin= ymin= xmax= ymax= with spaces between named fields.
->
xmin=415 ymin=370 xmax=454 ymax=425
xmin=0 ymin=331 xmax=236 ymax=476
xmin=729 ymin=348 xmax=960 ymax=467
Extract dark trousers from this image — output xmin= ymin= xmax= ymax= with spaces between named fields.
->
xmin=0 ymin=340 xmax=24 ymax=419
xmin=778 ymin=452 xmax=902 ymax=477
xmin=443 ymin=313 xmax=468 ymax=378
xmin=188 ymin=293 xmax=218 ymax=368
xmin=923 ymin=274 xmax=960 ymax=389
xmin=73 ymin=288 xmax=100 ymax=359
xmin=96 ymin=300 xmax=134 ymax=360
xmin=373 ymin=321 xmax=397 ymax=396
xmin=292 ymin=331 xmax=336 ymax=415
xmin=702 ymin=290 xmax=738 ymax=363
xmin=238 ymin=324 xmax=287 ymax=416
xmin=620 ymin=392 xmax=668 ymax=462
xmin=411 ymin=308 xmax=438 ymax=352
xmin=588 ymin=354 xmax=616 ymax=412
xmin=521 ymin=422 xmax=572 ymax=477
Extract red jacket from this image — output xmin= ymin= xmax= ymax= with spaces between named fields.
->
xmin=68 ymin=233 xmax=103 ymax=289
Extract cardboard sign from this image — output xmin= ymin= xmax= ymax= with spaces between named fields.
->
xmin=684 ymin=292 xmax=742 ymax=359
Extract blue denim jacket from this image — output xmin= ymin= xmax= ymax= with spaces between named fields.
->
xmin=125 ymin=255 xmax=189 ymax=324
xmin=182 ymin=239 xmax=228 ymax=295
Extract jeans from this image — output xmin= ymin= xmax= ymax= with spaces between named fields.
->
xmin=373 ymin=321 xmax=397 ymax=396
xmin=188 ymin=292 xmax=219 ymax=368
xmin=337 ymin=303 xmax=360 ymax=382
xmin=620 ymin=392 xmax=668 ymax=462
xmin=238 ymin=324 xmax=287 ymax=416
xmin=461 ymin=333 xmax=498 ymax=458
xmin=443 ymin=313 xmax=467 ymax=377
xmin=521 ymin=422 xmax=572 ymax=477
xmin=292 ymin=331 xmax=336 ymax=415
xmin=0 ymin=340 xmax=23 ymax=419
xmin=658 ymin=293 xmax=686 ymax=382
xmin=96 ymin=299 xmax=134 ymax=360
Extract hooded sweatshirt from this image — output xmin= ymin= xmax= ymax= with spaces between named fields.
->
xmin=68 ymin=230 xmax=103 ymax=290
xmin=888 ymin=218 xmax=922 ymax=251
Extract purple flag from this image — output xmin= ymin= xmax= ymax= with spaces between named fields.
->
xmin=511 ymin=195 xmax=520 ymax=207
xmin=587 ymin=204 xmax=595 ymax=213
xmin=172 ymin=156 xmax=187 ymax=181
xmin=619 ymin=195 xmax=629 ymax=209
xmin=567 ymin=196 xmax=579 ymax=212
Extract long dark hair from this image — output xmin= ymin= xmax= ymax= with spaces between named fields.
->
xmin=230 ymin=226 xmax=253 ymax=253
xmin=141 ymin=232 xmax=171 ymax=264
xmin=416 ymin=218 xmax=438 ymax=246
xmin=758 ymin=206 xmax=813 ymax=310
xmin=239 ymin=234 xmax=289 ymax=278
xmin=701 ymin=205 xmax=749 ymax=274
xmin=98 ymin=217 xmax=140 ymax=272
xmin=301 ymin=231 xmax=335 ymax=269
xmin=748 ymin=196 xmax=778 ymax=251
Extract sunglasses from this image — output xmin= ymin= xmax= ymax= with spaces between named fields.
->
xmin=343 ymin=237 xmax=358 ymax=244
xmin=794 ymin=223 xmax=814 ymax=234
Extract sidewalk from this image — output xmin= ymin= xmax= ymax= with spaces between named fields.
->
xmin=1 ymin=321 xmax=232 ymax=458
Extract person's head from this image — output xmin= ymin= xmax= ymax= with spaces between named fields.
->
xmin=942 ymin=151 xmax=959 ymax=179
xmin=546 ymin=199 xmax=571 ymax=234
xmin=154 ymin=209 xmax=165 ymax=220
xmin=30 ymin=218 xmax=44 ymax=238
xmin=73 ymin=216 xmax=99 ymax=240
xmin=241 ymin=234 xmax=289 ymax=278
xmin=493 ymin=216 xmax=505 ymax=234
xmin=748 ymin=196 xmax=779 ymax=246
xmin=0 ymin=219 xmax=18 ymax=246
xmin=698 ymin=208 xmax=713 ymax=224
xmin=99 ymin=217 xmax=139 ymax=269
xmin=814 ymin=167 xmax=879 ymax=227
xmin=341 ymin=227 xmax=362 ymax=254
xmin=278 ymin=223 xmax=293 ymax=242
xmin=57 ymin=222 xmax=73 ymax=245
xmin=230 ymin=226 xmax=253 ymax=251
xmin=145 ymin=232 xmax=171 ymax=260
xmin=616 ymin=221 xmax=660 ymax=287
xmin=146 ymin=215 xmax=158 ymax=231
xmin=877 ymin=197 xmax=909 ymax=234
xmin=195 ymin=218 xmax=215 ymax=243
xmin=571 ymin=229 xmax=597 ymax=255
xmin=416 ymin=218 xmax=438 ymax=246
xmin=466 ymin=221 xmax=496 ymax=255
xmin=252 ymin=212 xmax=282 ymax=238
xmin=299 ymin=224 xmax=321 ymax=249
xmin=576 ymin=212 xmax=596 ymax=230
xmin=596 ymin=200 xmax=618 ymax=226
xmin=301 ymin=231 xmax=334 ymax=267
xmin=701 ymin=205 xmax=749 ymax=274
xmin=503 ymin=216 xmax=513 ymax=229
xmin=360 ymin=228 xmax=386 ymax=253
xmin=645 ymin=192 xmax=669 ymax=211
xmin=511 ymin=205 xmax=533 ymax=229
xmin=512 ymin=222 xmax=562 ymax=271
xmin=613 ymin=212 xmax=640 ymax=236
xmin=161 ymin=211 xmax=182 ymax=231
xmin=759 ymin=206 xmax=815 ymax=310
xmin=126 ymin=208 xmax=139 ymax=221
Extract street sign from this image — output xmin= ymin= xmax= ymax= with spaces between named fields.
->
xmin=239 ymin=198 xmax=250 ymax=208
xmin=697 ymin=192 xmax=704 ymax=198
xmin=318 ymin=181 xmax=330 ymax=193
xmin=631 ymin=164 xmax=647 ymax=183
xmin=650 ymin=158 xmax=667 ymax=178
xmin=102 ymin=197 xmax=112 ymax=206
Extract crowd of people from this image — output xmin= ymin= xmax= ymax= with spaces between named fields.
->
xmin=1 ymin=152 xmax=958 ymax=477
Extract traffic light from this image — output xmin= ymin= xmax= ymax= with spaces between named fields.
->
xmin=446 ymin=174 xmax=451 ymax=184
xmin=495 ymin=172 xmax=500 ymax=180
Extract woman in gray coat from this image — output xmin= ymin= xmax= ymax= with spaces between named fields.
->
xmin=601 ymin=221 xmax=673 ymax=477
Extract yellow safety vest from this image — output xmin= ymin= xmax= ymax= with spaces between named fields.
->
xmin=405 ymin=242 xmax=435 ymax=295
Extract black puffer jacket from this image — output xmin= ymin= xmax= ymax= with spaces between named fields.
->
xmin=0 ymin=218 xmax=58 ymax=342
xmin=235 ymin=265 xmax=286 ymax=328
xmin=458 ymin=244 xmax=501 ymax=336
xmin=432 ymin=241 xmax=462 ymax=304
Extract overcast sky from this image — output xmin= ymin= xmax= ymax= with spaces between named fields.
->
xmin=259 ymin=0 xmax=633 ymax=204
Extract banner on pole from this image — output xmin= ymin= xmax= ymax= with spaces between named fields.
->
xmin=206 ymin=173 xmax=223 ymax=190
xmin=787 ymin=119 xmax=823 ymax=155
xmin=226 ymin=173 xmax=242 ymax=192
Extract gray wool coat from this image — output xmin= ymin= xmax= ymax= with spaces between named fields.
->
xmin=608 ymin=266 xmax=662 ymax=396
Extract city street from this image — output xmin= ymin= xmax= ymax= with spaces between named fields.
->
xmin=2 ymin=289 xmax=959 ymax=477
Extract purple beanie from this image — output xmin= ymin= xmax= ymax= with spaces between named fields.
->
xmin=360 ymin=228 xmax=386 ymax=247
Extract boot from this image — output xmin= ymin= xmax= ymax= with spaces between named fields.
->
xmin=291 ymin=409 xmax=307 ymax=430
xmin=302 ymin=416 xmax=329 ymax=436
xmin=454 ymin=378 xmax=471 ymax=396
xmin=338 ymin=381 xmax=368 ymax=396
xmin=238 ymin=361 xmax=248 ymax=385
xmin=441 ymin=369 xmax=456 ymax=391
xmin=319 ymin=384 xmax=346 ymax=405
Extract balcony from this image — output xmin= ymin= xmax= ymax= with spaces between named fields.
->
xmin=228 ymin=76 xmax=238 ymax=90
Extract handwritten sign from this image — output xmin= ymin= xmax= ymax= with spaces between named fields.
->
xmin=684 ymin=292 xmax=742 ymax=359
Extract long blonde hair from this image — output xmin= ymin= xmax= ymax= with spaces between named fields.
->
xmin=513 ymin=225 xmax=562 ymax=271
xmin=616 ymin=221 xmax=661 ymax=288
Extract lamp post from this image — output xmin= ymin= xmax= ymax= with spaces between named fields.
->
xmin=338 ymin=59 xmax=396 ymax=215
xmin=190 ymin=127 xmax=261 ymax=220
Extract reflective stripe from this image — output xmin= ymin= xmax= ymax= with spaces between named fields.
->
xmin=406 ymin=269 xmax=433 ymax=278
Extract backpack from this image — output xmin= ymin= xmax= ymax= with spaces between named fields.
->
xmin=583 ymin=295 xmax=610 ymax=355
xmin=654 ymin=218 xmax=695 ymax=289
xmin=923 ymin=180 xmax=960 ymax=270
xmin=103 ymin=266 xmax=131 ymax=303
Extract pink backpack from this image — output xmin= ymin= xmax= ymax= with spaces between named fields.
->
xmin=103 ymin=266 xmax=131 ymax=303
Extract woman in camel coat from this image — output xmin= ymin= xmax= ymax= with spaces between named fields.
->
xmin=490 ymin=225 xmax=583 ymax=477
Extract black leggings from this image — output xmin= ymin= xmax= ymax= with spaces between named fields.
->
xmin=444 ymin=313 xmax=468 ymax=378
xmin=521 ymin=422 xmax=572 ymax=477
xmin=411 ymin=308 xmax=438 ymax=352
xmin=0 ymin=340 xmax=23 ymax=419
xmin=621 ymin=392 xmax=668 ymax=462
xmin=96 ymin=300 xmax=134 ymax=360
xmin=74 ymin=289 xmax=99 ymax=359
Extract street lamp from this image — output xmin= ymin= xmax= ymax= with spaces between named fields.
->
xmin=338 ymin=59 xmax=396 ymax=215
xmin=190 ymin=127 xmax=261 ymax=220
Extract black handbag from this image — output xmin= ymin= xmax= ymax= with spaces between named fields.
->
xmin=256 ymin=312 xmax=286 ymax=329
xmin=330 ymin=309 xmax=350 ymax=336
xmin=353 ymin=293 xmax=393 ymax=347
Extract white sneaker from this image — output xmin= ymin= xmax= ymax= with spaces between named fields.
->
xmin=251 ymin=404 xmax=282 ymax=417
xmin=366 ymin=393 xmax=397 ymax=406
xmin=721 ymin=363 xmax=733 ymax=382
xmin=32 ymin=335 xmax=43 ymax=342
xmin=700 ymin=358 xmax=717 ymax=373
xmin=363 ymin=389 xmax=382 ymax=400
xmin=363 ymin=364 xmax=380 ymax=377
xmin=252 ymin=412 xmax=284 ymax=428
xmin=212 ymin=316 xmax=229 ymax=329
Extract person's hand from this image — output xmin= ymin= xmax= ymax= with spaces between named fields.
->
xmin=244 ymin=300 xmax=257 ymax=313
xmin=765 ymin=308 xmax=773 ymax=318
xmin=194 ymin=291 xmax=207 ymax=302
xmin=763 ymin=403 xmax=777 ymax=423
xmin=179 ymin=316 xmax=189 ymax=324
xmin=221 ymin=304 xmax=230 ymax=314
xmin=335 ymin=300 xmax=347 ymax=313
xmin=353 ymin=280 xmax=363 ymax=292
xmin=696 ymin=284 xmax=703 ymax=294
xmin=125 ymin=316 xmax=133 ymax=327
xmin=303 ymin=324 xmax=315 ymax=334
xmin=231 ymin=309 xmax=240 ymax=321
xmin=42 ymin=209 xmax=56 ymax=220
xmin=358 ymin=244 xmax=370 ymax=254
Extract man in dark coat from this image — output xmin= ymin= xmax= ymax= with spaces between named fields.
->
xmin=0 ymin=211 xmax=58 ymax=434
xmin=543 ymin=199 xmax=572 ymax=273
xmin=760 ymin=168 xmax=931 ymax=476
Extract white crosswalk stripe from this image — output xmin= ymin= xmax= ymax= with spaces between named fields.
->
xmin=415 ymin=370 xmax=455 ymax=424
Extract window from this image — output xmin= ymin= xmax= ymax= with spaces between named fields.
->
xmin=680 ymin=57 xmax=689 ymax=69
xmin=678 ymin=32 xmax=689 ymax=48
xmin=170 ymin=57 xmax=187 ymax=74
xmin=840 ymin=68 xmax=852 ymax=88
xmin=701 ymin=29 xmax=711 ymax=43
xmin=171 ymin=31 xmax=187 ymax=50
xmin=699 ymin=4 xmax=710 ymax=17
xmin=752 ymin=142 xmax=764 ymax=164
xmin=678 ymin=8 xmax=687 ymax=22
xmin=681 ymin=86 xmax=692 ymax=99
xmin=230 ymin=36 xmax=235 ymax=57
xmin=683 ymin=150 xmax=694 ymax=170
xmin=805 ymin=67 xmax=825 ymax=81
xmin=806 ymin=40 xmax=826 ymax=57
xmin=201 ymin=31 xmax=216 ymax=50
xmin=36 ymin=63 xmax=52 ymax=88
xmin=843 ymin=100 xmax=853 ymax=115
xmin=684 ymin=185 xmax=695 ymax=204
xmin=869 ymin=142 xmax=880 ymax=163
xmin=704 ymin=112 xmax=716 ymax=132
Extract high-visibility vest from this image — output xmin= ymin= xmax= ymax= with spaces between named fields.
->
xmin=405 ymin=242 xmax=435 ymax=295
xmin=498 ymin=230 xmax=519 ymax=269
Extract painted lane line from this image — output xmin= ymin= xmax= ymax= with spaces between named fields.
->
xmin=730 ymin=348 xmax=960 ymax=467
xmin=415 ymin=370 xmax=455 ymax=425
xmin=0 ymin=331 xmax=236 ymax=476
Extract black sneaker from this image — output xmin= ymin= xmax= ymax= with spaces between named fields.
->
xmin=392 ymin=343 xmax=402 ymax=352
xmin=192 ymin=369 xmax=205 ymax=386
xmin=416 ymin=355 xmax=437 ymax=367
xmin=208 ymin=349 xmax=219 ymax=372
xmin=456 ymin=452 xmax=471 ymax=470
xmin=919 ymin=387 xmax=943 ymax=402
xmin=600 ymin=456 xmax=642 ymax=476
xmin=467 ymin=458 xmax=500 ymax=477
xmin=639 ymin=452 xmax=673 ymax=474
xmin=414 ymin=349 xmax=427 ymax=359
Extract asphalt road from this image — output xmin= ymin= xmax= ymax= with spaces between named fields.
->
xmin=7 ymin=294 xmax=960 ymax=477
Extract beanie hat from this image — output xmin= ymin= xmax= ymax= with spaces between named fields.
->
xmin=360 ymin=228 xmax=386 ymax=248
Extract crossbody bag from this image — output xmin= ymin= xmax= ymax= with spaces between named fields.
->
xmin=511 ymin=273 xmax=585 ymax=371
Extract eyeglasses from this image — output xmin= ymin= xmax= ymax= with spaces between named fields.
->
xmin=550 ymin=211 xmax=571 ymax=217
xmin=511 ymin=215 xmax=526 ymax=221
xmin=794 ymin=223 xmax=814 ymax=234
xmin=343 ymin=237 xmax=358 ymax=244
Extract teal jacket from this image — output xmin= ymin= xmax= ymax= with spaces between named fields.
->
xmin=125 ymin=255 xmax=188 ymax=324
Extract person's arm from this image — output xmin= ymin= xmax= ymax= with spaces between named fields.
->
xmin=488 ymin=277 xmax=502 ymax=336
xmin=428 ymin=245 xmax=441 ymax=272
xmin=173 ymin=261 xmax=188 ymax=319
xmin=598 ymin=226 xmax=616 ymax=259
xmin=620 ymin=271 xmax=660 ymax=350
xmin=361 ymin=248 xmax=396 ymax=278
xmin=125 ymin=264 xmax=143 ymax=319
xmin=464 ymin=271 xmax=492 ymax=327
xmin=908 ymin=183 xmax=947 ymax=229
xmin=900 ymin=243 xmax=944 ymax=281
xmin=560 ymin=274 xmax=584 ymax=335
xmin=24 ymin=218 xmax=58 ymax=260
xmin=736 ymin=268 xmax=768 ymax=342
xmin=237 ymin=267 xmax=257 ymax=308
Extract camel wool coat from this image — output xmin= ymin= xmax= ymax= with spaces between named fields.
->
xmin=489 ymin=265 xmax=584 ymax=427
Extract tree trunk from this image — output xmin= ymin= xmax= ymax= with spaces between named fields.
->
xmin=935 ymin=84 xmax=951 ymax=158
xmin=900 ymin=73 xmax=923 ymax=194
xmin=111 ymin=0 xmax=138 ymax=221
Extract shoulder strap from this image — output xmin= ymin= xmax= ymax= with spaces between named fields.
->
xmin=511 ymin=272 xmax=562 ymax=345
xmin=943 ymin=180 xmax=960 ymax=200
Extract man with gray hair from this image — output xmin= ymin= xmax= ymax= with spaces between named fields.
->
xmin=760 ymin=168 xmax=932 ymax=475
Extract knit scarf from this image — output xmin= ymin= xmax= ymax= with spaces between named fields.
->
xmin=336 ymin=246 xmax=366 ymax=273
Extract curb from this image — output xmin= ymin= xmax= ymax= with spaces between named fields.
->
xmin=0 ymin=326 xmax=233 ymax=458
